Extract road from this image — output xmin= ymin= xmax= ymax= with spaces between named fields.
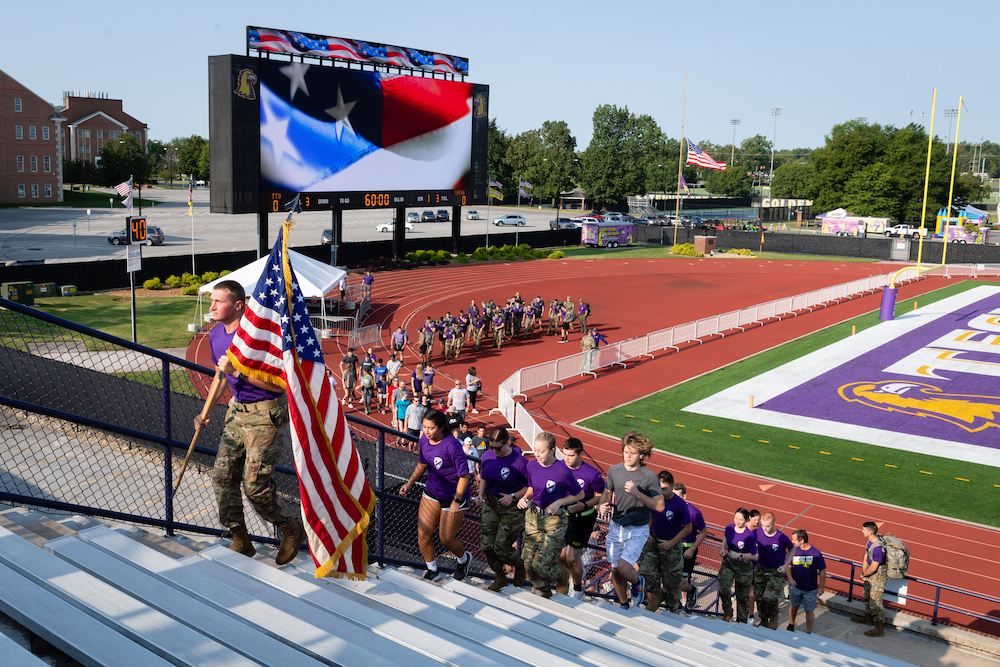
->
xmin=0 ymin=186 xmax=568 ymax=264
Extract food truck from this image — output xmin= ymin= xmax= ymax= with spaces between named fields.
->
xmin=581 ymin=221 xmax=634 ymax=248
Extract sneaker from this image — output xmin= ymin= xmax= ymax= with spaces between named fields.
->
xmin=423 ymin=568 xmax=439 ymax=581
xmin=571 ymin=590 xmax=585 ymax=600
xmin=685 ymin=586 xmax=699 ymax=611
xmin=631 ymin=575 xmax=645 ymax=604
xmin=454 ymin=554 xmax=469 ymax=581
xmin=471 ymin=409 xmax=479 ymax=414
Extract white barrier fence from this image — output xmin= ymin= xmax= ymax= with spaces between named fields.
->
xmin=495 ymin=264 xmax=935 ymax=438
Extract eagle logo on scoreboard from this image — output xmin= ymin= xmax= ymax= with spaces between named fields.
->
xmin=234 ymin=68 xmax=258 ymax=101
xmin=473 ymin=93 xmax=487 ymax=119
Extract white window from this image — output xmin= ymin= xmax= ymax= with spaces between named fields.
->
xmin=30 ymin=156 xmax=37 ymax=172
xmin=43 ymin=155 xmax=50 ymax=172
xmin=77 ymin=129 xmax=83 ymax=138
xmin=31 ymin=184 xmax=38 ymax=198
xmin=29 ymin=126 xmax=36 ymax=140
xmin=15 ymin=125 xmax=23 ymax=139
xmin=42 ymin=126 xmax=49 ymax=140
xmin=44 ymin=184 xmax=52 ymax=197
xmin=16 ymin=156 xmax=24 ymax=172
xmin=14 ymin=97 xmax=21 ymax=112
xmin=84 ymin=129 xmax=90 ymax=138
xmin=97 ymin=130 xmax=103 ymax=140
xmin=17 ymin=185 xmax=25 ymax=198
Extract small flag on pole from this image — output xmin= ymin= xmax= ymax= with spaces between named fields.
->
xmin=519 ymin=178 xmax=533 ymax=190
xmin=489 ymin=187 xmax=503 ymax=201
xmin=679 ymin=173 xmax=691 ymax=195
xmin=228 ymin=223 xmax=375 ymax=579
xmin=489 ymin=177 xmax=503 ymax=189
xmin=519 ymin=188 xmax=531 ymax=199
xmin=686 ymin=140 xmax=727 ymax=171
xmin=114 ymin=179 xmax=133 ymax=198
xmin=188 ymin=178 xmax=194 ymax=217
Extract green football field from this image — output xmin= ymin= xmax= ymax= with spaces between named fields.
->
xmin=581 ymin=280 xmax=1000 ymax=528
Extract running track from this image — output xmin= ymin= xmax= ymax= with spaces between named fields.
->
xmin=189 ymin=257 xmax=1000 ymax=632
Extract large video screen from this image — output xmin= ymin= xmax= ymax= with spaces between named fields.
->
xmin=258 ymin=60 xmax=485 ymax=209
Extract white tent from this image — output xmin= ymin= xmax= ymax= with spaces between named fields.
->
xmin=200 ymin=249 xmax=347 ymax=299
xmin=198 ymin=250 xmax=349 ymax=329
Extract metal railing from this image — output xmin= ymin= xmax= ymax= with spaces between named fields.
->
xmin=348 ymin=323 xmax=382 ymax=351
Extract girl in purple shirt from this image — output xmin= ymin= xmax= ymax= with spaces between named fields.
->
xmin=718 ymin=507 xmax=759 ymax=623
xmin=517 ymin=433 xmax=584 ymax=597
xmin=399 ymin=409 xmax=471 ymax=581
xmin=477 ymin=426 xmax=529 ymax=591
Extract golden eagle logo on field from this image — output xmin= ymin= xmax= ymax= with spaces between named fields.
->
xmin=839 ymin=381 xmax=1000 ymax=433
xmin=234 ymin=68 xmax=258 ymax=101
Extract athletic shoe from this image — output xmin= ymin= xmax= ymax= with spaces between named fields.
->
xmin=471 ymin=409 xmax=479 ymax=414
xmin=685 ymin=586 xmax=699 ymax=611
xmin=786 ymin=623 xmax=794 ymax=631
xmin=423 ymin=568 xmax=439 ymax=581
xmin=571 ymin=590 xmax=585 ymax=600
xmin=454 ymin=554 xmax=469 ymax=581
xmin=631 ymin=575 xmax=645 ymax=604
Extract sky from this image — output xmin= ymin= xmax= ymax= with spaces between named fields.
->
xmin=4 ymin=0 xmax=996 ymax=153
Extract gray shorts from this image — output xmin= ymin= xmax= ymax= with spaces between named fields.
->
xmin=789 ymin=585 xmax=818 ymax=611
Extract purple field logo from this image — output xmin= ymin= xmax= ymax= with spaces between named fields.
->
xmin=839 ymin=381 xmax=1000 ymax=434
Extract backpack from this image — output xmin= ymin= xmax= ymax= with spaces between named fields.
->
xmin=876 ymin=534 xmax=910 ymax=579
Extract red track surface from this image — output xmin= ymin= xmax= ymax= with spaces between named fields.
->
xmin=188 ymin=257 xmax=1000 ymax=632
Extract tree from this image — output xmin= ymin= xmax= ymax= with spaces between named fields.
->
xmin=97 ymin=133 xmax=149 ymax=187
xmin=506 ymin=129 xmax=543 ymax=202
xmin=770 ymin=162 xmax=816 ymax=199
xmin=841 ymin=163 xmax=899 ymax=217
xmin=580 ymin=105 xmax=666 ymax=203
xmin=177 ymin=135 xmax=207 ymax=178
xmin=737 ymin=134 xmax=774 ymax=170
xmin=536 ymin=120 xmax=578 ymax=200
xmin=62 ymin=158 xmax=98 ymax=190
xmin=198 ymin=142 xmax=211 ymax=181
xmin=487 ymin=118 xmax=513 ymax=201
xmin=146 ymin=140 xmax=166 ymax=181
xmin=704 ymin=166 xmax=752 ymax=196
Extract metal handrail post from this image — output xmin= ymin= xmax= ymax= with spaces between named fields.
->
xmin=163 ymin=358 xmax=174 ymax=536
xmin=377 ymin=429 xmax=386 ymax=567
xmin=932 ymin=586 xmax=942 ymax=625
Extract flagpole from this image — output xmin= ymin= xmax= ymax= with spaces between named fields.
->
xmin=674 ymin=72 xmax=688 ymax=247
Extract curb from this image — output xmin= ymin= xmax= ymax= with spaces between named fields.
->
xmin=820 ymin=591 xmax=1000 ymax=660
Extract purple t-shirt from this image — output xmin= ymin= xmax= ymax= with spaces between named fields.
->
xmin=209 ymin=323 xmax=280 ymax=404
xmin=423 ymin=367 xmax=436 ymax=385
xmin=363 ymin=274 xmax=374 ymax=286
xmin=790 ymin=545 xmax=826 ymax=591
xmin=525 ymin=459 xmax=578 ymax=509
xmin=411 ymin=371 xmax=423 ymax=392
xmin=754 ymin=527 xmax=794 ymax=569
xmin=724 ymin=524 xmax=758 ymax=556
xmin=683 ymin=502 xmax=706 ymax=545
xmin=866 ymin=540 xmax=886 ymax=569
xmin=651 ymin=491 xmax=692 ymax=541
xmin=480 ymin=446 xmax=529 ymax=497
xmin=418 ymin=434 xmax=470 ymax=501
xmin=566 ymin=461 xmax=605 ymax=502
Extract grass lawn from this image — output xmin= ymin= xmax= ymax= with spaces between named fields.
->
xmin=555 ymin=244 xmax=881 ymax=263
xmin=580 ymin=280 xmax=1000 ymax=527
xmin=30 ymin=294 xmax=199 ymax=349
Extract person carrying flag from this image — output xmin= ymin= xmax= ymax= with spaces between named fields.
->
xmin=193 ymin=279 xmax=305 ymax=564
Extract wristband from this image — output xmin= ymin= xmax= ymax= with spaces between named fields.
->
xmin=453 ymin=497 xmax=462 ymax=504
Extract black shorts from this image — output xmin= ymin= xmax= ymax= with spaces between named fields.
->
xmin=393 ymin=342 xmax=405 ymax=351
xmin=564 ymin=509 xmax=598 ymax=549
xmin=561 ymin=322 xmax=570 ymax=331
xmin=419 ymin=343 xmax=428 ymax=353
xmin=422 ymin=491 xmax=470 ymax=512
xmin=682 ymin=544 xmax=699 ymax=574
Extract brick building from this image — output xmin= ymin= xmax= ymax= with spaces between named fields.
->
xmin=0 ymin=69 xmax=65 ymax=203
xmin=59 ymin=92 xmax=148 ymax=163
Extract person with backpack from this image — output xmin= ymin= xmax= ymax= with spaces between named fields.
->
xmin=854 ymin=521 xmax=890 ymax=637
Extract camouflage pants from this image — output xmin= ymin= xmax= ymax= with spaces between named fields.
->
xmin=579 ymin=313 xmax=588 ymax=334
xmin=547 ymin=317 xmax=558 ymax=334
xmin=638 ymin=539 xmax=684 ymax=611
xmin=494 ymin=329 xmax=503 ymax=348
xmin=212 ymin=401 xmax=294 ymax=529
xmin=718 ymin=558 xmax=753 ymax=622
xmin=522 ymin=508 xmax=567 ymax=591
xmin=753 ymin=567 xmax=785 ymax=627
xmin=480 ymin=498 xmax=526 ymax=574
xmin=864 ymin=568 xmax=888 ymax=622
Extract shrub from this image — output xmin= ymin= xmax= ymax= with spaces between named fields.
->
xmin=165 ymin=274 xmax=182 ymax=288
xmin=456 ymin=252 xmax=469 ymax=264
xmin=180 ymin=272 xmax=200 ymax=286
xmin=723 ymin=248 xmax=755 ymax=256
xmin=404 ymin=251 xmax=418 ymax=262
xmin=220 ymin=269 xmax=232 ymax=277
xmin=547 ymin=250 xmax=565 ymax=259
xmin=435 ymin=250 xmax=451 ymax=262
xmin=142 ymin=277 xmax=162 ymax=290
xmin=201 ymin=271 xmax=221 ymax=283
xmin=181 ymin=284 xmax=200 ymax=296
xmin=671 ymin=243 xmax=704 ymax=257
xmin=471 ymin=249 xmax=489 ymax=261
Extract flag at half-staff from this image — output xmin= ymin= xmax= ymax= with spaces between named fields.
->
xmin=686 ymin=140 xmax=727 ymax=171
xmin=227 ymin=220 xmax=374 ymax=579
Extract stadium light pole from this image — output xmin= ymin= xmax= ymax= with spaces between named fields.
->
xmin=729 ymin=119 xmax=741 ymax=165
xmin=769 ymin=109 xmax=782 ymax=181
xmin=943 ymin=109 xmax=958 ymax=153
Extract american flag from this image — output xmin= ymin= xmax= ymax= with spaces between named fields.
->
xmin=519 ymin=178 xmax=533 ymax=190
xmin=489 ymin=177 xmax=503 ymax=189
xmin=114 ymin=179 xmax=133 ymax=198
xmin=228 ymin=222 xmax=374 ymax=579
xmin=686 ymin=140 xmax=727 ymax=171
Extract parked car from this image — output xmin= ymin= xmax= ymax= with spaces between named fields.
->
xmin=108 ymin=226 xmax=164 ymax=246
xmin=436 ymin=209 xmax=450 ymax=222
xmin=466 ymin=210 xmax=480 ymax=220
xmin=421 ymin=210 xmax=436 ymax=222
xmin=406 ymin=211 xmax=420 ymax=224
xmin=572 ymin=216 xmax=601 ymax=228
xmin=376 ymin=221 xmax=415 ymax=233
xmin=884 ymin=224 xmax=927 ymax=238
xmin=549 ymin=217 xmax=576 ymax=230
xmin=321 ymin=229 xmax=334 ymax=244
xmin=493 ymin=214 xmax=526 ymax=227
